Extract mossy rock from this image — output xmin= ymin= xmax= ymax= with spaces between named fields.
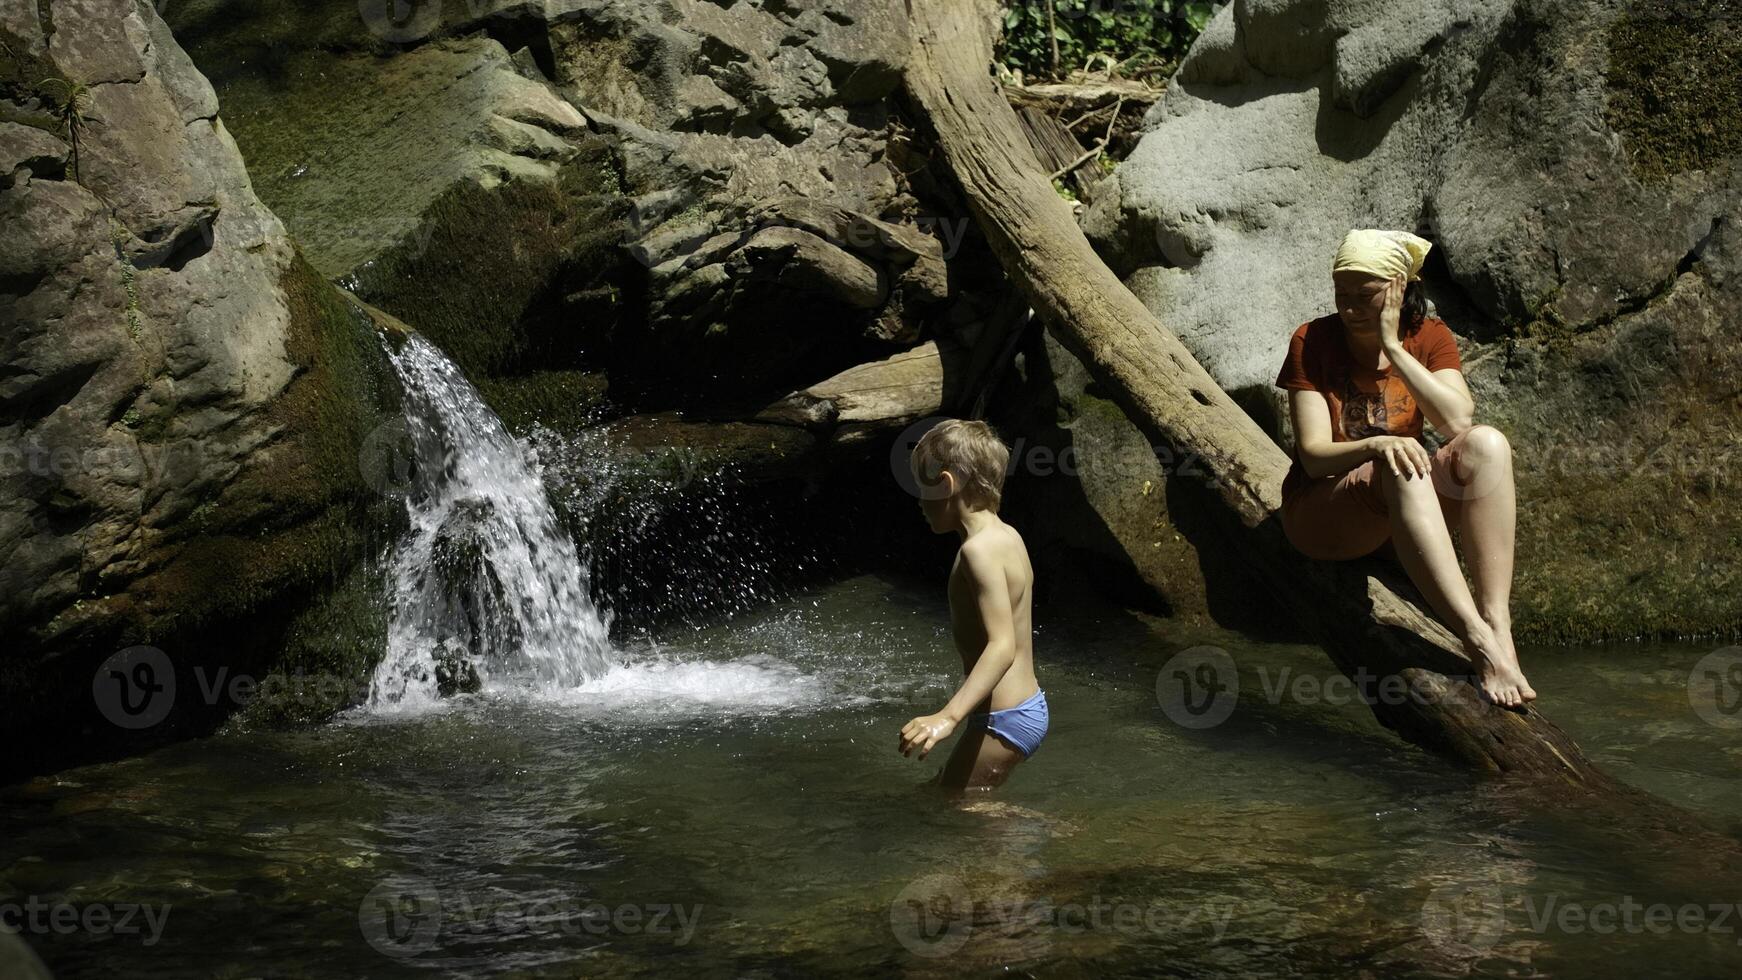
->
xmin=1605 ymin=4 xmax=1742 ymax=180
xmin=344 ymin=144 xmax=636 ymax=386
xmin=473 ymin=369 xmax=612 ymax=435
xmin=223 ymin=558 xmax=392 ymax=729
xmin=38 ymin=250 xmax=400 ymax=648
xmin=8 ymin=249 xmax=408 ymax=776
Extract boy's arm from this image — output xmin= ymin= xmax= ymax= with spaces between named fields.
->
xmin=898 ymin=544 xmax=1016 ymax=759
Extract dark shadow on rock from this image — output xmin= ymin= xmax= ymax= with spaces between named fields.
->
xmin=1313 ymin=66 xmax=1416 ymax=163
xmin=1164 ymin=472 xmax=1305 ymax=644
xmin=991 ymin=329 xmax=1176 ymax=617
xmin=1172 ymin=74 xmax=1314 ymax=112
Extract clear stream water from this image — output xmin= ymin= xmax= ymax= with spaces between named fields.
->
xmin=4 ymin=580 xmax=1741 ymax=978
xmin=5 ymin=341 xmax=1741 ymax=978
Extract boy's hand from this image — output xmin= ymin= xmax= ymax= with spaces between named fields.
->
xmin=899 ymin=713 xmax=957 ymax=759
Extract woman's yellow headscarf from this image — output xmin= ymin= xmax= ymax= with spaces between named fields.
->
xmin=1332 ymin=229 xmax=1433 ymax=282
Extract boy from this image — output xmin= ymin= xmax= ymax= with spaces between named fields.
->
xmin=897 ymin=419 xmax=1048 ymax=791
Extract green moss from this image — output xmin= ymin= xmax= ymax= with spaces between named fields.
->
xmin=112 ymin=221 xmax=143 ymax=338
xmin=1503 ymin=286 xmax=1742 ymax=644
xmin=164 ymin=0 xmax=397 ymax=74
xmin=225 ymin=559 xmax=388 ymax=729
xmin=86 ymin=250 xmax=399 ymax=646
xmin=472 ymin=369 xmax=611 ymax=435
xmin=1605 ymin=5 xmax=1742 ymax=179
xmin=1516 ymin=295 xmax=1574 ymax=349
xmin=347 ymin=146 xmax=632 ymax=383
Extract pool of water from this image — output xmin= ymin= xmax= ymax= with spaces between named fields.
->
xmin=5 ymin=574 xmax=1741 ymax=978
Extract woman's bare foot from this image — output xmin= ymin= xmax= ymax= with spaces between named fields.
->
xmin=1483 ymin=613 xmax=1537 ymax=704
xmin=1464 ymin=619 xmax=1536 ymax=708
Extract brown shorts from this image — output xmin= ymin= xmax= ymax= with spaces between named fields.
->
xmin=1281 ymin=428 xmax=1480 ymax=561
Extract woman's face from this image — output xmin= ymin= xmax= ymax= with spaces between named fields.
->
xmin=1333 ymin=270 xmax=1390 ymax=332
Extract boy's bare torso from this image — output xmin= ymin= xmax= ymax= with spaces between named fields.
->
xmin=948 ymin=522 xmax=1039 ymax=712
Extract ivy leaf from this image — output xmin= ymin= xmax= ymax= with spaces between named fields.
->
xmin=1184 ymin=1 xmax=1215 ymax=32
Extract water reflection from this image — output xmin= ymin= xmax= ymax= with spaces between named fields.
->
xmin=2 ymin=575 xmax=1739 ymax=978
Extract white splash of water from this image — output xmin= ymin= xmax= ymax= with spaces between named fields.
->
xmin=368 ymin=334 xmax=614 ymax=709
xmin=546 ymin=650 xmax=866 ymax=721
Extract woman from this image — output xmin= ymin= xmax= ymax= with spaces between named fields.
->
xmin=1274 ymin=229 xmax=1536 ymax=708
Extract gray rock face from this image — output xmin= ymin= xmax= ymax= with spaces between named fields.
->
xmin=1 ymin=0 xmax=396 ymax=757
xmin=161 ymin=0 xmax=932 ymax=406
xmin=212 ymin=36 xmax=588 ymax=282
xmin=632 ymin=197 xmax=950 ymax=399
xmin=141 ymin=0 xmax=968 ymax=641
xmin=1084 ymin=0 xmax=1742 ymax=640
xmin=554 ymin=1 xmax=959 ymax=402
xmin=1091 ymin=0 xmax=1736 ymax=388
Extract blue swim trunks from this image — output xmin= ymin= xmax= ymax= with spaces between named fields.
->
xmin=967 ymin=689 xmax=1049 ymax=758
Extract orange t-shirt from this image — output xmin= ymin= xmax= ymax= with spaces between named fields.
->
xmin=1274 ymin=314 xmax=1463 ymax=501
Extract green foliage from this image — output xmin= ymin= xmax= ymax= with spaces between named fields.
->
xmin=39 ymin=74 xmax=92 ymax=180
xmin=111 ymin=220 xmax=143 ymax=340
xmin=998 ymin=0 xmax=1220 ymax=81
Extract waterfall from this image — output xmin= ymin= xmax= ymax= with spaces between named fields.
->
xmin=367 ymin=334 xmax=613 ymax=709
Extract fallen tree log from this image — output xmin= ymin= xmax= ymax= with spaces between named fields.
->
xmin=1004 ymin=78 xmax=1159 ymax=162
xmin=900 ymin=0 xmax=1595 ymax=777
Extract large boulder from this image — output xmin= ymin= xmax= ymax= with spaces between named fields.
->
xmin=163 ymin=2 xmax=621 ymax=392
xmin=154 ymin=0 xmax=983 ymax=632
xmin=0 ymin=0 xmax=400 ymax=772
xmin=161 ymin=0 xmax=950 ymax=413
xmin=630 ymin=197 xmax=950 ymax=402
xmin=1080 ymin=0 xmax=1742 ymax=641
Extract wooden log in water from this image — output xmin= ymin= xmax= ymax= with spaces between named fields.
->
xmin=899 ymin=0 xmax=1598 ymax=777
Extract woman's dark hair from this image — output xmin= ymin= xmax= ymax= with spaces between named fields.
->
xmin=1400 ymin=278 xmax=1429 ymax=337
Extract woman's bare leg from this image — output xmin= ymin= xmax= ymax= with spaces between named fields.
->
xmin=1376 ymin=462 xmax=1530 ymax=707
xmin=1442 ymin=426 xmax=1536 ymax=701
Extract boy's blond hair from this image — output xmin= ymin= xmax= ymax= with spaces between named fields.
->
xmin=910 ymin=419 xmax=1010 ymax=510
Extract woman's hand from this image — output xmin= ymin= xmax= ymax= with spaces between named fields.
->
xmin=1378 ymin=274 xmax=1406 ymax=350
xmin=1368 ymin=435 xmax=1432 ymax=480
xmin=899 ymin=713 xmax=956 ymax=760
